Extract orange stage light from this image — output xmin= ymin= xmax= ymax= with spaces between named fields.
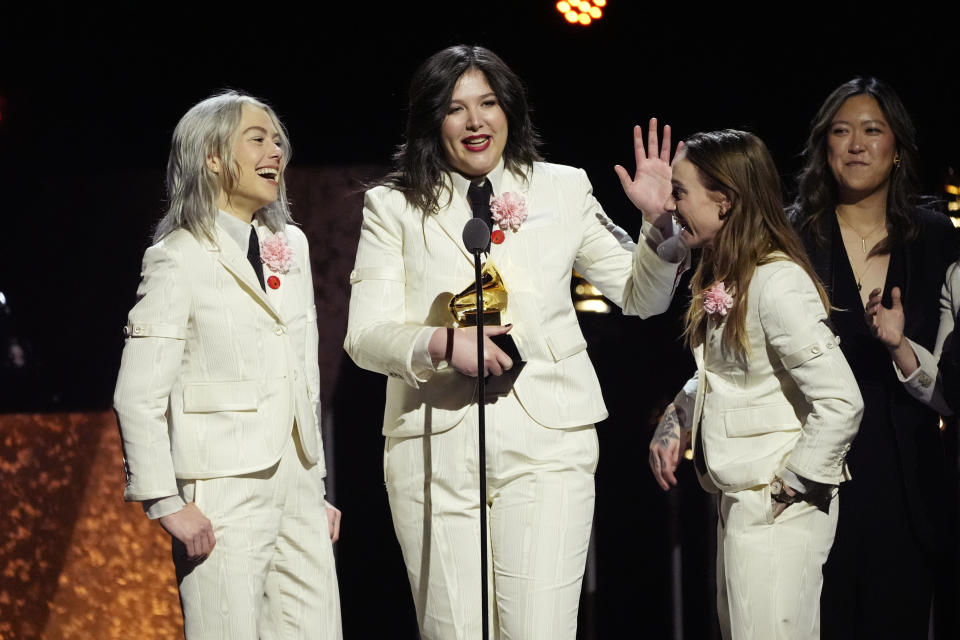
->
xmin=555 ymin=0 xmax=606 ymax=26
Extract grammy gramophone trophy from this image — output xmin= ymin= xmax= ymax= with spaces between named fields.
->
xmin=448 ymin=259 xmax=524 ymax=371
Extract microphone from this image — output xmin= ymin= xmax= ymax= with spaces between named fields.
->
xmin=463 ymin=218 xmax=490 ymax=253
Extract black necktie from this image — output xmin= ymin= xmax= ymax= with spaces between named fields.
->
xmin=467 ymin=179 xmax=494 ymax=231
xmin=247 ymin=226 xmax=266 ymax=291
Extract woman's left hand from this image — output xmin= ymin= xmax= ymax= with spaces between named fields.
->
xmin=614 ymin=117 xmax=683 ymax=229
xmin=866 ymin=285 xmax=922 ymax=375
xmin=325 ymin=500 xmax=342 ymax=543
xmin=865 ymin=286 xmax=905 ymax=349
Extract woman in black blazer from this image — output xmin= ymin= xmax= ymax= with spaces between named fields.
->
xmin=792 ymin=77 xmax=957 ymax=639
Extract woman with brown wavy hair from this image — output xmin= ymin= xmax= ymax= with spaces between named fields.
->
xmin=649 ymin=129 xmax=863 ymax=639
xmin=793 ymin=77 xmax=958 ymax=639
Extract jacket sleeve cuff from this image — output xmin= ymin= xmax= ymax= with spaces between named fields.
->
xmin=672 ymin=376 xmax=698 ymax=430
xmin=411 ymin=327 xmax=441 ymax=382
xmin=143 ymin=495 xmax=186 ymax=520
xmin=895 ymin=337 xmax=937 ymax=402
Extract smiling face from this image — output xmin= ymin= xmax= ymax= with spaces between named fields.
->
xmin=208 ymin=103 xmax=285 ymax=222
xmin=440 ymin=68 xmax=508 ymax=178
xmin=826 ymin=94 xmax=897 ymax=204
xmin=665 ymin=154 xmax=730 ymax=248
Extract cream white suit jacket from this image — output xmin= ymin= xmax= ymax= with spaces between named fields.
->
xmin=674 ymin=258 xmax=864 ymax=493
xmin=114 ymin=220 xmax=325 ymax=502
xmin=896 ymin=261 xmax=960 ymax=415
xmin=344 ymin=161 xmax=682 ymax=437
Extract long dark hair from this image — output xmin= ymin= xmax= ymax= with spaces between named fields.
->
xmin=385 ymin=45 xmax=542 ymax=213
xmin=792 ymin=77 xmax=920 ymax=254
xmin=684 ymin=130 xmax=829 ymax=360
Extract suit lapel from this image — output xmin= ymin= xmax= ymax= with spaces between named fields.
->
xmin=210 ymin=223 xmax=284 ymax=322
xmin=429 ymin=182 xmax=476 ymax=265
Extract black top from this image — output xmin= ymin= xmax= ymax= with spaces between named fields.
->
xmin=801 ymin=207 xmax=958 ymax=551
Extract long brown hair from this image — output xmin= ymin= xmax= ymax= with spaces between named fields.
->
xmin=682 ymin=130 xmax=829 ymax=360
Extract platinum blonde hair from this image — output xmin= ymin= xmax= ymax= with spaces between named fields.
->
xmin=154 ymin=91 xmax=293 ymax=243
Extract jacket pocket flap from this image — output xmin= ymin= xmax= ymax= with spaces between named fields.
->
xmin=723 ymin=402 xmax=800 ymax=437
xmin=183 ymin=381 xmax=258 ymax=413
xmin=545 ymin=324 xmax=587 ymax=362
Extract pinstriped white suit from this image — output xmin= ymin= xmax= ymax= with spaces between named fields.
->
xmin=672 ymin=258 xmax=863 ymax=640
xmin=114 ymin=217 xmax=341 ymax=639
xmin=345 ymin=160 xmax=681 ymax=639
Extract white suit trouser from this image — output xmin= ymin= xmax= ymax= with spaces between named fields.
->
xmin=717 ymin=486 xmax=838 ymax=640
xmin=174 ymin=429 xmax=342 ymax=640
xmin=384 ymin=393 xmax=598 ymax=640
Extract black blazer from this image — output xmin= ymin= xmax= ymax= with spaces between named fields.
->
xmin=800 ymin=207 xmax=958 ymax=551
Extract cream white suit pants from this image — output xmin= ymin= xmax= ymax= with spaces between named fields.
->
xmin=384 ymin=393 xmax=598 ymax=640
xmin=174 ymin=428 xmax=342 ymax=640
xmin=716 ymin=486 xmax=838 ymax=640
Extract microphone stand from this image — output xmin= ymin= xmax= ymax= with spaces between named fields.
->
xmin=463 ymin=217 xmax=490 ymax=640
xmin=472 ymin=247 xmax=490 ymax=640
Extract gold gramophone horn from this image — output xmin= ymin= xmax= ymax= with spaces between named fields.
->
xmin=449 ymin=260 xmax=509 ymax=327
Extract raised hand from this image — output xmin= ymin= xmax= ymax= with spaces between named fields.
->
xmin=649 ymin=403 xmax=689 ymax=490
xmin=614 ymin=118 xmax=684 ymax=227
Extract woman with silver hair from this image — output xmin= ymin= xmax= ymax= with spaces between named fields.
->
xmin=345 ymin=44 xmax=686 ymax=640
xmin=114 ymin=91 xmax=342 ymax=639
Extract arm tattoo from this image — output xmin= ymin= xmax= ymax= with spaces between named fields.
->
xmin=653 ymin=407 xmax=681 ymax=449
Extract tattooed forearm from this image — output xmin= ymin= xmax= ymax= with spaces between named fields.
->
xmin=653 ymin=404 xmax=681 ymax=449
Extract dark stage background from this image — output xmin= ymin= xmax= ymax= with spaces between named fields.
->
xmin=1 ymin=4 xmax=958 ymax=638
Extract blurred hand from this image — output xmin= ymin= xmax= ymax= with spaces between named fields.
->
xmin=325 ymin=500 xmax=341 ymax=543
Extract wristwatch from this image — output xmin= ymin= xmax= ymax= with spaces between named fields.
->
xmin=770 ymin=476 xmax=805 ymax=505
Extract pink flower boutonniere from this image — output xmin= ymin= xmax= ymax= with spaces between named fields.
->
xmin=490 ymin=192 xmax=528 ymax=233
xmin=260 ymin=232 xmax=294 ymax=274
xmin=703 ymin=282 xmax=734 ymax=317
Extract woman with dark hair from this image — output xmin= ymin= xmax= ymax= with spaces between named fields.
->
xmin=648 ymin=130 xmax=862 ymax=639
xmin=792 ymin=77 xmax=957 ymax=638
xmin=345 ymin=44 xmax=686 ymax=639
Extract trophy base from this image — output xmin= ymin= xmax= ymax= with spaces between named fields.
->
xmin=459 ymin=310 xmax=502 ymax=327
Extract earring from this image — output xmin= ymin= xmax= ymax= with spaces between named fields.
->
xmin=718 ymin=204 xmax=728 ymax=220
xmin=893 ymin=152 xmax=901 ymax=168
